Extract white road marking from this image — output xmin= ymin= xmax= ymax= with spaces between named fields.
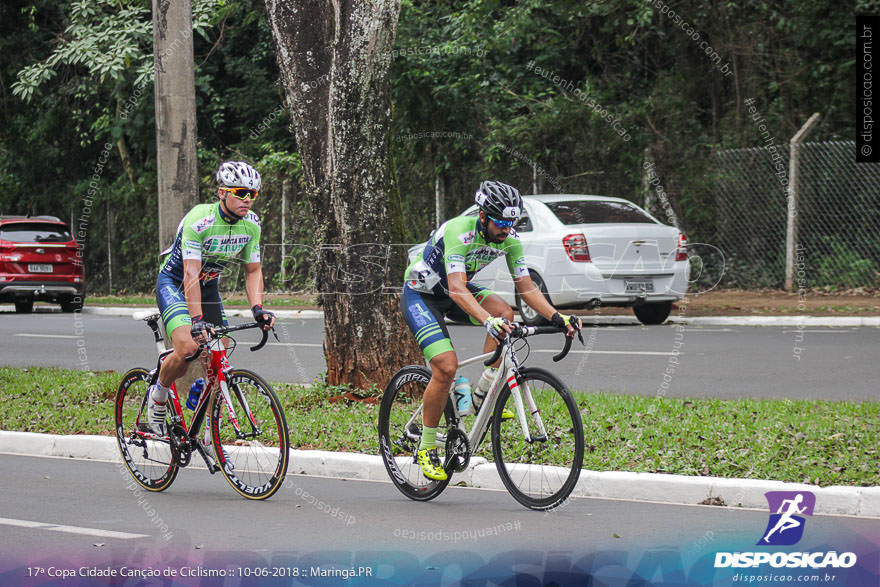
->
xmin=0 ymin=517 xmax=149 ymax=539
xmin=13 ymin=333 xmax=79 ymax=339
xmin=781 ymin=330 xmax=854 ymax=334
xmin=533 ymin=349 xmax=673 ymax=356
xmin=681 ymin=328 xmax=738 ymax=332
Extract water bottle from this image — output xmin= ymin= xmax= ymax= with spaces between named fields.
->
xmin=454 ymin=375 xmax=473 ymax=416
xmin=186 ymin=378 xmax=205 ymax=410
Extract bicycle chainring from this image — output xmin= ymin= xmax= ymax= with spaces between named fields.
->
xmin=444 ymin=427 xmax=471 ymax=473
xmin=170 ymin=424 xmax=192 ymax=467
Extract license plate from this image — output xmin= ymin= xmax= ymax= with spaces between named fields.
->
xmin=28 ymin=264 xmax=53 ymax=273
xmin=625 ymin=279 xmax=654 ymax=293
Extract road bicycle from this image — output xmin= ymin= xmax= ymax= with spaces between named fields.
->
xmin=379 ymin=322 xmax=585 ymax=510
xmin=115 ymin=312 xmax=290 ymax=500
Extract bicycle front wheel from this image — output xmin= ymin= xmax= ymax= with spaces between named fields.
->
xmin=210 ymin=369 xmax=290 ymax=500
xmin=115 ymin=367 xmax=179 ymax=491
xmin=491 ymin=367 xmax=584 ymax=510
xmin=378 ymin=365 xmax=453 ymax=502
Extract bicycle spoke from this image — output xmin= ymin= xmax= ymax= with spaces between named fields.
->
xmin=115 ymin=368 xmax=179 ymax=491
xmin=210 ymin=369 xmax=289 ymax=500
xmin=491 ymin=368 xmax=584 ymax=510
xmin=379 ymin=366 xmax=452 ymax=501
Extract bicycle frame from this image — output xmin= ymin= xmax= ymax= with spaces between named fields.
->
xmin=134 ymin=321 xmax=257 ymax=471
xmin=435 ymin=342 xmax=549 ymax=456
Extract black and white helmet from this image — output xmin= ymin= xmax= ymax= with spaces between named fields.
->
xmin=216 ymin=161 xmax=262 ymax=191
xmin=474 ymin=180 xmax=523 ymax=220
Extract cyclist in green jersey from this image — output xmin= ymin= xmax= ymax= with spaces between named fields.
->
xmin=402 ymin=180 xmax=581 ymax=480
xmin=146 ymin=161 xmax=276 ymax=435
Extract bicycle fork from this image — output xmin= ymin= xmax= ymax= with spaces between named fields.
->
xmin=505 ymin=372 xmax=548 ymax=443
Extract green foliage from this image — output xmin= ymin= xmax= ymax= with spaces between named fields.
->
xmin=814 ymin=238 xmax=879 ymax=290
xmin=0 ymin=0 xmax=859 ymax=291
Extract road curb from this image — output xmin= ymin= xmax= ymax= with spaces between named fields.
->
xmin=1 ymin=430 xmax=876 ymax=517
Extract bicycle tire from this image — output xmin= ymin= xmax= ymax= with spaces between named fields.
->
xmin=115 ymin=367 xmax=179 ymax=491
xmin=378 ymin=365 xmax=454 ymax=502
xmin=209 ymin=368 xmax=290 ymax=500
xmin=490 ymin=367 xmax=584 ymax=510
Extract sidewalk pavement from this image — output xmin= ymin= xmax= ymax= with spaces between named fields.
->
xmin=1 ymin=430 xmax=877 ymax=518
xmin=82 ymin=306 xmax=880 ymax=327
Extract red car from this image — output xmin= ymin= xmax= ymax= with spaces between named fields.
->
xmin=0 ymin=215 xmax=85 ymax=312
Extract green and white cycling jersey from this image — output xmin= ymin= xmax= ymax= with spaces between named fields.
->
xmin=159 ymin=202 xmax=261 ymax=283
xmin=404 ymin=215 xmax=528 ymax=295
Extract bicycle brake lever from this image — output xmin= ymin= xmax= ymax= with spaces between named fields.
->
xmin=271 ymin=326 xmax=280 ymax=342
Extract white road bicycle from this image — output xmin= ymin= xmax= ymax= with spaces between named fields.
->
xmin=378 ymin=323 xmax=585 ymax=510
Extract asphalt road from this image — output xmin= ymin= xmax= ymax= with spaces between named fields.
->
xmin=1 ymin=454 xmax=878 ymax=585
xmin=1 ymin=309 xmax=877 ymax=400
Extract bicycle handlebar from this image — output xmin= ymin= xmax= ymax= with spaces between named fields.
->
xmin=482 ymin=320 xmax=583 ymax=366
xmin=183 ymin=322 xmax=275 ymax=361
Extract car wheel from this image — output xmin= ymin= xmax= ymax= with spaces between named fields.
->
xmin=517 ymin=271 xmax=551 ymax=326
xmin=633 ymin=301 xmax=673 ymax=325
xmin=14 ymin=300 xmax=34 ymax=313
xmin=60 ymin=299 xmax=83 ymax=312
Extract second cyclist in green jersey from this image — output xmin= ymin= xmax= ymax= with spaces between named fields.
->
xmin=402 ymin=180 xmax=581 ymax=481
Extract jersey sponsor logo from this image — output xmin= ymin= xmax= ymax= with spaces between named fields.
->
xmin=192 ymin=214 xmax=216 ymax=233
xmin=203 ymin=234 xmax=252 ymax=255
xmin=245 ymin=211 xmax=261 ymax=227
xmin=447 ymin=254 xmax=465 ymax=263
xmin=408 ymin=303 xmax=433 ymax=328
xmin=514 ymin=266 xmax=529 ymax=277
xmin=514 ymin=256 xmax=526 ymax=266
xmin=447 ymin=262 xmax=465 ymax=274
xmin=464 ymin=247 xmax=505 ymax=272
xmin=457 ymin=230 xmax=475 ymax=245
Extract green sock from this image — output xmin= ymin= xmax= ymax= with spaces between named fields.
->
xmin=420 ymin=426 xmax=437 ymax=451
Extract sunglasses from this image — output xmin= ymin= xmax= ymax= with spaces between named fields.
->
xmin=222 ymin=187 xmax=259 ymax=201
xmin=487 ymin=215 xmax=515 ymax=229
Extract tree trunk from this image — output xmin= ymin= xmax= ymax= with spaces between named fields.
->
xmin=152 ymin=0 xmax=198 ymax=251
xmin=265 ymin=0 xmax=421 ymax=388
xmin=153 ymin=0 xmax=200 ymax=393
xmin=115 ymin=97 xmax=137 ymax=189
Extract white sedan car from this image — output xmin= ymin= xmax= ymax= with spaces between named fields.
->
xmin=409 ymin=194 xmax=689 ymax=325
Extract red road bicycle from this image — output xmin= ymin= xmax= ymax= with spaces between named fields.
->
xmin=115 ymin=312 xmax=289 ymax=500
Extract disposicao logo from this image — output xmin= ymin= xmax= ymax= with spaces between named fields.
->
xmin=759 ymin=491 xmax=815 ymax=546
xmin=714 ymin=491 xmax=858 ymax=570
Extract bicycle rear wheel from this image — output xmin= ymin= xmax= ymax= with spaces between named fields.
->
xmin=115 ymin=367 xmax=179 ymax=491
xmin=491 ymin=367 xmax=584 ymax=510
xmin=378 ymin=365 xmax=453 ymax=501
xmin=210 ymin=369 xmax=290 ymax=500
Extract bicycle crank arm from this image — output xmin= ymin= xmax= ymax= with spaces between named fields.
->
xmin=194 ymin=441 xmax=221 ymax=474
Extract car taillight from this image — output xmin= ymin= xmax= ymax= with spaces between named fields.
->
xmin=675 ymin=233 xmax=688 ymax=262
xmin=563 ymin=233 xmax=591 ymax=262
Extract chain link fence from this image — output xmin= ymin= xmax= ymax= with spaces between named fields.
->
xmin=714 ymin=141 xmax=880 ymax=289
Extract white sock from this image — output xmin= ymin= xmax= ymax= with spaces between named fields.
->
xmin=150 ymin=379 xmax=171 ymax=403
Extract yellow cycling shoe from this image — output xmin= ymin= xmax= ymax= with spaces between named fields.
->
xmin=417 ymin=448 xmax=448 ymax=481
xmin=500 ymin=407 xmax=515 ymax=420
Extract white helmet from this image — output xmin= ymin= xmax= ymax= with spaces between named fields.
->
xmin=216 ymin=161 xmax=262 ymax=191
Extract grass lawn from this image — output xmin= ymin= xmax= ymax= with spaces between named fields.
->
xmin=1 ymin=366 xmax=876 ymax=487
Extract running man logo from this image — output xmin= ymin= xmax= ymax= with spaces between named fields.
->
xmin=758 ymin=491 xmax=815 ymax=546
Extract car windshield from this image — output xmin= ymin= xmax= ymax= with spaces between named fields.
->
xmin=0 ymin=223 xmax=73 ymax=243
xmin=545 ymin=200 xmax=656 ymax=224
